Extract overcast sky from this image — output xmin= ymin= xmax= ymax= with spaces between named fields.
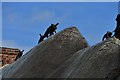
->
xmin=2 ymin=2 xmax=119 ymax=53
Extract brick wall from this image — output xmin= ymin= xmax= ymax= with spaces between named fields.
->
xmin=0 ymin=47 xmax=20 ymax=67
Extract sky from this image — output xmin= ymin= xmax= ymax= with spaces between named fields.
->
xmin=118 ymin=1 xmax=120 ymax=14
xmin=1 ymin=0 xmax=120 ymax=2
xmin=2 ymin=2 xmax=119 ymax=53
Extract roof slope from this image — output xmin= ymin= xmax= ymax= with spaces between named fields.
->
xmin=2 ymin=27 xmax=88 ymax=78
xmin=2 ymin=27 xmax=120 ymax=79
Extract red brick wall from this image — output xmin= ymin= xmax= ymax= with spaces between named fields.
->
xmin=0 ymin=47 xmax=20 ymax=67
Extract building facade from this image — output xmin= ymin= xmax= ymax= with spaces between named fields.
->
xmin=0 ymin=47 xmax=20 ymax=67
